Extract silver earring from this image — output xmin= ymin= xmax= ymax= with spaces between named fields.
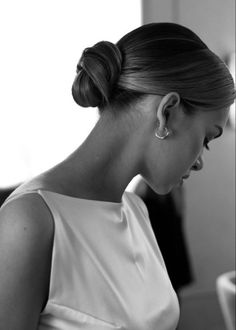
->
xmin=155 ymin=127 xmax=170 ymax=139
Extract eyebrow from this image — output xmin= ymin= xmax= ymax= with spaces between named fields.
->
xmin=214 ymin=125 xmax=223 ymax=138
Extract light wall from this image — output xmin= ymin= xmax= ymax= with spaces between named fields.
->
xmin=0 ymin=0 xmax=141 ymax=187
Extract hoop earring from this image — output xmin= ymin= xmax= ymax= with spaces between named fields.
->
xmin=155 ymin=127 xmax=170 ymax=139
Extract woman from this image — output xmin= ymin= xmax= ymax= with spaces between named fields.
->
xmin=0 ymin=23 xmax=235 ymax=330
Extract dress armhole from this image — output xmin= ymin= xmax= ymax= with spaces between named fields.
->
xmin=0 ymin=189 xmax=59 ymax=310
xmin=0 ymin=188 xmax=56 ymax=319
xmin=1 ymin=190 xmax=54 ymax=221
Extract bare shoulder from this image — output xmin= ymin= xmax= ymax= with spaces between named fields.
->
xmin=0 ymin=192 xmax=54 ymax=329
xmin=0 ymin=190 xmax=54 ymax=238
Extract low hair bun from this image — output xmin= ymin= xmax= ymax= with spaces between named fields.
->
xmin=72 ymin=41 xmax=122 ymax=108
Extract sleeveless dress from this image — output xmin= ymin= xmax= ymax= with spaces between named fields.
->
xmin=3 ymin=189 xmax=180 ymax=330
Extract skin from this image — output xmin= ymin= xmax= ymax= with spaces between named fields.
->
xmin=139 ymin=93 xmax=229 ymax=194
xmin=38 ymin=92 xmax=229 ymax=199
xmin=0 ymin=92 xmax=230 ymax=329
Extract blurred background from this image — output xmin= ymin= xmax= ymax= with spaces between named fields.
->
xmin=0 ymin=1 xmax=235 ymax=329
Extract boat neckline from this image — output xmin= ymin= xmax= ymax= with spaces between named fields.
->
xmin=38 ymin=189 xmax=124 ymax=206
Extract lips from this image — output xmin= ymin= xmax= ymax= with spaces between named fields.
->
xmin=182 ymin=174 xmax=190 ymax=179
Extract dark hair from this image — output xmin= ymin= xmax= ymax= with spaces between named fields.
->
xmin=72 ymin=23 xmax=235 ymax=112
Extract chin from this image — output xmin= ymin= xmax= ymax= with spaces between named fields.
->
xmin=157 ymin=187 xmax=173 ymax=195
xmin=150 ymin=183 xmax=173 ymax=196
xmin=142 ymin=176 xmax=175 ymax=195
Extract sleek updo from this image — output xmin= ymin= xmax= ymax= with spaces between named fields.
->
xmin=72 ymin=23 xmax=235 ymax=112
xmin=72 ymin=41 xmax=122 ymax=108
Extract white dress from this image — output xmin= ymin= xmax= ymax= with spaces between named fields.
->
xmin=4 ymin=189 xmax=180 ymax=330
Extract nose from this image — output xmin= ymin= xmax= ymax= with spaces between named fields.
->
xmin=191 ymin=156 xmax=203 ymax=171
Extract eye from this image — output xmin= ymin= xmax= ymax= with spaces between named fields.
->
xmin=204 ymin=138 xmax=210 ymax=151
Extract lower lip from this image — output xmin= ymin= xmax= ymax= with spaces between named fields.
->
xmin=178 ymin=178 xmax=184 ymax=185
xmin=179 ymin=176 xmax=189 ymax=185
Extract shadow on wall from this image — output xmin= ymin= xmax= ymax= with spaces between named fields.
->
xmin=135 ymin=180 xmax=194 ymax=297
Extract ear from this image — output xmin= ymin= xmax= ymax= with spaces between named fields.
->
xmin=156 ymin=92 xmax=180 ymax=131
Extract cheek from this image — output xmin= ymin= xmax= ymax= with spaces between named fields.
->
xmin=177 ymin=131 xmax=203 ymax=165
xmin=141 ymin=133 xmax=203 ymax=191
xmin=162 ymin=136 xmax=203 ymax=182
xmin=188 ymin=136 xmax=204 ymax=165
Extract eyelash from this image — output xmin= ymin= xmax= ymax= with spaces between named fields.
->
xmin=204 ymin=139 xmax=210 ymax=151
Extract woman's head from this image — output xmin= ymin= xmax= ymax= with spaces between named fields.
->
xmin=139 ymin=92 xmax=230 ymax=194
xmin=72 ymin=22 xmax=235 ymax=113
xmin=72 ymin=23 xmax=235 ymax=194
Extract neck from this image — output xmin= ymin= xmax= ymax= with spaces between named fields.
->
xmin=45 ymin=109 xmax=143 ymax=203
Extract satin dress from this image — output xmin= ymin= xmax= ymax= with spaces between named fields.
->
xmin=4 ymin=189 xmax=180 ymax=330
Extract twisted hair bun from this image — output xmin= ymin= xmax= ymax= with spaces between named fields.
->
xmin=72 ymin=41 xmax=122 ymax=108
